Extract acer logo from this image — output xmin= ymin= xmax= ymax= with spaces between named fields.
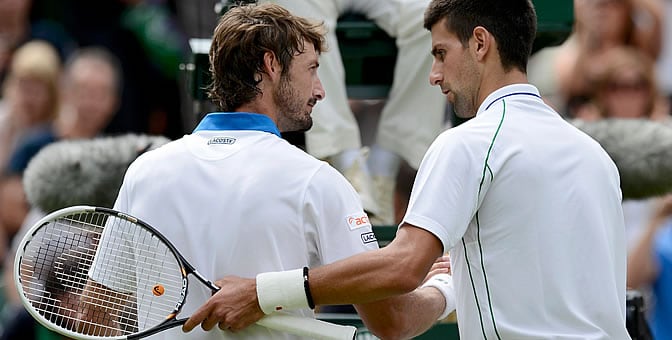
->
xmin=348 ymin=216 xmax=369 ymax=225
xmin=346 ymin=213 xmax=372 ymax=230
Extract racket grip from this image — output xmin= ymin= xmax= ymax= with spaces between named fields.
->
xmin=256 ymin=313 xmax=356 ymax=340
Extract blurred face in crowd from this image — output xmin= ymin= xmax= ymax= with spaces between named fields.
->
xmin=273 ymin=41 xmax=324 ymax=132
xmin=3 ymin=40 xmax=61 ymax=127
xmin=5 ymin=75 xmax=54 ymax=126
xmin=600 ymin=68 xmax=651 ymax=119
xmin=61 ymin=57 xmax=118 ymax=138
xmin=590 ymin=46 xmax=657 ymax=119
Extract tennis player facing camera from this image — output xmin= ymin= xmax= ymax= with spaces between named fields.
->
xmin=78 ymin=3 xmax=449 ymax=340
xmin=184 ymin=0 xmax=633 ymax=339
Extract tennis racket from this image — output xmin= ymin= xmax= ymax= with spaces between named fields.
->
xmin=14 ymin=205 xmax=357 ymax=340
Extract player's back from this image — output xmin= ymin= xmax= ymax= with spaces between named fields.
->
xmin=113 ymin=129 xmax=369 ymax=339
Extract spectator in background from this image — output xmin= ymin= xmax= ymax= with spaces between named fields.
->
xmin=570 ymin=46 xmax=670 ymax=123
xmin=0 ymin=41 xmax=60 ymax=249
xmin=0 ymin=46 xmax=122 ymax=340
xmin=258 ymin=0 xmax=448 ymax=225
xmin=569 ymin=46 xmax=672 ymax=253
xmin=27 ymin=0 xmax=188 ymax=140
xmin=627 ymin=194 xmax=672 ymax=340
xmin=0 ymin=0 xmax=76 ymax=84
xmin=0 ymin=45 xmax=121 ymax=269
xmin=0 ymin=40 xmax=60 ymax=171
xmin=5 ymin=46 xmax=122 ymax=175
xmin=528 ymin=0 xmax=664 ymax=116
xmin=0 ymin=40 xmax=60 ymax=339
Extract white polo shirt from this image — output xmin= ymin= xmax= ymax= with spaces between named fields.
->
xmin=90 ymin=112 xmax=378 ymax=339
xmin=403 ymin=85 xmax=630 ymax=339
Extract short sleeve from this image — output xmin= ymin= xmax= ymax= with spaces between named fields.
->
xmin=403 ymin=132 xmax=488 ymax=252
xmin=303 ymin=163 xmax=378 ymax=267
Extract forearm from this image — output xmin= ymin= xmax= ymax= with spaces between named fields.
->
xmin=311 ymin=247 xmax=425 ymax=305
xmin=355 ymin=286 xmax=447 ymax=340
xmin=309 ymin=225 xmax=443 ymax=306
xmin=627 ymin=219 xmax=661 ymax=288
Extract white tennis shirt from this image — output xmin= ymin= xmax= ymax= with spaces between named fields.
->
xmin=90 ymin=112 xmax=378 ymax=339
xmin=403 ymin=84 xmax=631 ymax=339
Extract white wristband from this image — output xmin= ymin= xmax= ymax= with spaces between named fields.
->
xmin=421 ymin=273 xmax=456 ymax=320
xmin=256 ymin=269 xmax=309 ymax=314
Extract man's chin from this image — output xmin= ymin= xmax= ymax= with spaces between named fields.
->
xmin=297 ymin=116 xmax=313 ymax=132
xmin=453 ymin=109 xmax=476 ymax=120
xmin=280 ymin=120 xmax=312 ymax=133
xmin=296 ymin=122 xmax=312 ymax=133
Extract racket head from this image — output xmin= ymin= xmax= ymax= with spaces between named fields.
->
xmin=14 ymin=206 xmax=191 ymax=339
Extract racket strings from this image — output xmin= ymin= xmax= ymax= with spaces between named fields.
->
xmin=18 ymin=211 xmax=186 ymax=337
xmin=91 ymin=216 xmax=185 ymax=330
xmin=18 ymin=212 xmax=108 ymax=334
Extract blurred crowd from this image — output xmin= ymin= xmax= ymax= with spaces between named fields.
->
xmin=0 ymin=0 xmax=671 ymax=339
xmin=538 ymin=1 xmax=672 ymax=338
xmin=0 ymin=0 xmax=195 ymax=338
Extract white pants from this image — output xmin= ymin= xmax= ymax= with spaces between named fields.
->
xmin=262 ymin=0 xmax=446 ymax=169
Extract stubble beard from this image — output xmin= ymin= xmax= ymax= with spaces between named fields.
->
xmin=451 ymin=91 xmax=477 ymax=119
xmin=274 ymin=75 xmax=313 ymax=133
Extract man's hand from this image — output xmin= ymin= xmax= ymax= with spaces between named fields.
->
xmin=182 ymin=276 xmax=264 ymax=333
xmin=423 ymin=255 xmax=451 ymax=284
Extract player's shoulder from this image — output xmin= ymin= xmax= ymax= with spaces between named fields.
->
xmin=430 ymin=120 xmax=493 ymax=152
xmin=268 ymin=142 xmax=352 ymax=186
xmin=267 ymin=138 xmax=328 ymax=168
xmin=125 ymin=137 xmax=184 ymax=173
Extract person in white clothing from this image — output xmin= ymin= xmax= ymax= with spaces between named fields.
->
xmin=260 ymin=0 xmax=448 ymax=224
xmin=79 ymin=3 xmax=448 ymax=340
xmin=184 ymin=0 xmax=633 ymax=339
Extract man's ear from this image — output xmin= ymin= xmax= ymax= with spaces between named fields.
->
xmin=471 ymin=26 xmax=491 ymax=61
xmin=262 ymin=51 xmax=281 ymax=82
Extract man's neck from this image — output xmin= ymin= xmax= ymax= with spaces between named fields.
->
xmin=477 ymin=68 xmax=529 ymax=108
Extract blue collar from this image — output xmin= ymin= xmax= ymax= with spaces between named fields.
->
xmin=193 ymin=112 xmax=281 ymax=137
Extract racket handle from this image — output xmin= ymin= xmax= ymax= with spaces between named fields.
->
xmin=257 ymin=313 xmax=357 ymax=340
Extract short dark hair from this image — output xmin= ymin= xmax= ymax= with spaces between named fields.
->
xmin=424 ymin=0 xmax=536 ymax=72
xmin=208 ymin=3 xmax=326 ymax=111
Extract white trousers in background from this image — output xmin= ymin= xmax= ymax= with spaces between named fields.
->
xmin=263 ymin=0 xmax=446 ymax=169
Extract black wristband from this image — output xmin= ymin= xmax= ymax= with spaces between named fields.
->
xmin=303 ymin=266 xmax=315 ymax=309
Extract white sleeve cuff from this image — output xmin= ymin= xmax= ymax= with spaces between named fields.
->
xmin=421 ymin=273 xmax=456 ymax=320
xmin=256 ymin=269 xmax=309 ymax=314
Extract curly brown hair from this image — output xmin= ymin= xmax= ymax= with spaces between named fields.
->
xmin=208 ymin=3 xmax=326 ymax=111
